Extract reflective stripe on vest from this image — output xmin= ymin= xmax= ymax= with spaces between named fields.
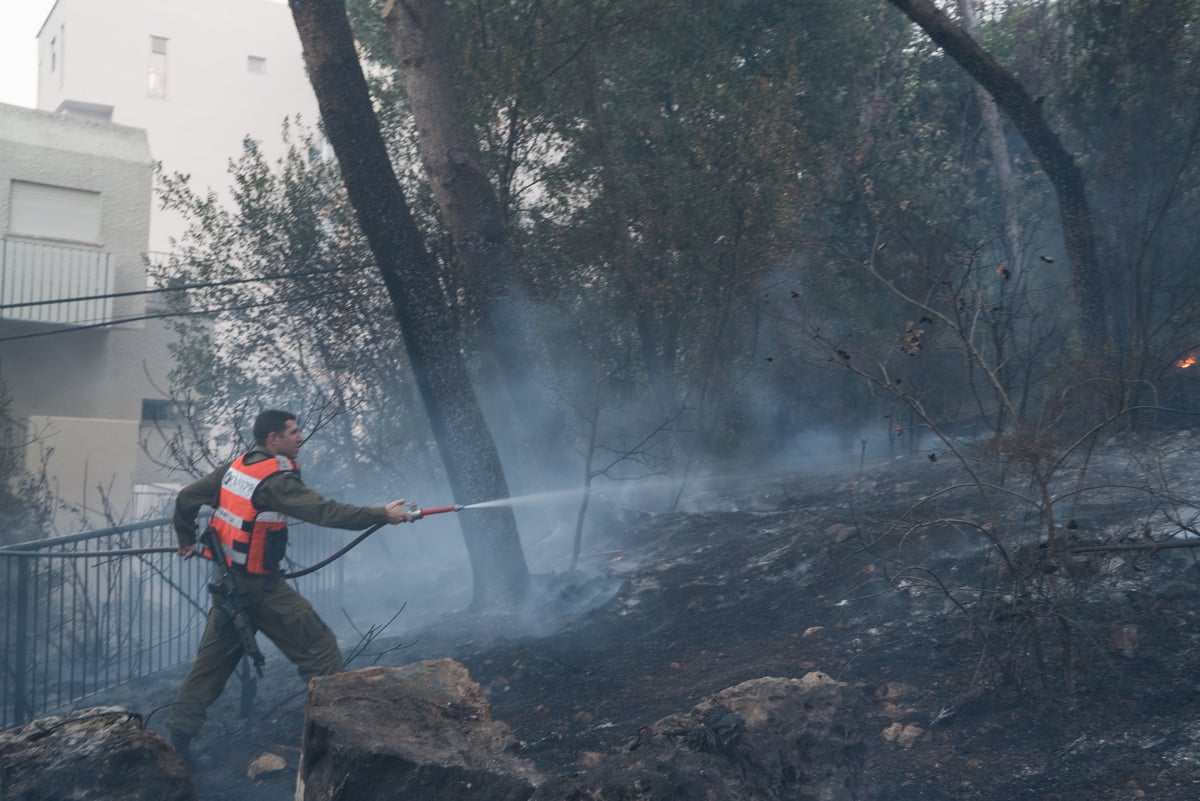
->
xmin=211 ymin=453 xmax=298 ymax=574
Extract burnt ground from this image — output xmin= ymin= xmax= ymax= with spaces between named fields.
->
xmin=112 ymin=434 xmax=1200 ymax=800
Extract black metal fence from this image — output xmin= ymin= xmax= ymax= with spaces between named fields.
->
xmin=0 ymin=518 xmax=342 ymax=729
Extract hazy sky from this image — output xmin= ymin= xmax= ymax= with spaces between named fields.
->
xmin=0 ymin=0 xmax=56 ymax=108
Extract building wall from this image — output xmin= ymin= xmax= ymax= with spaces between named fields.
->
xmin=0 ymin=103 xmax=176 ymax=534
xmin=24 ymin=415 xmax=142 ymax=526
xmin=0 ymin=103 xmax=151 ymax=329
xmin=36 ymin=0 xmax=321 ymax=258
xmin=20 ymin=0 xmax=323 ymax=533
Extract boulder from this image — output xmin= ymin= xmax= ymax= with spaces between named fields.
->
xmin=296 ymin=659 xmax=542 ymax=801
xmin=247 ymin=750 xmax=289 ymax=780
xmin=531 ymin=671 xmax=866 ymax=801
xmin=0 ymin=705 xmax=194 ymax=801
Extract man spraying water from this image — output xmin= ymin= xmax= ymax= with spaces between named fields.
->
xmin=166 ymin=409 xmax=417 ymax=766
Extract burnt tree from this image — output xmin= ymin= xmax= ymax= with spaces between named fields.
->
xmin=288 ymin=0 xmax=529 ymax=607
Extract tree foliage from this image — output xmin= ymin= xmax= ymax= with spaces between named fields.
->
xmin=155 ymin=0 xmax=1200 ymax=611
xmin=153 ymin=126 xmax=427 ymax=497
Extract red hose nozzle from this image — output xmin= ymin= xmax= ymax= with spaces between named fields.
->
xmin=407 ymin=503 xmax=462 ymax=520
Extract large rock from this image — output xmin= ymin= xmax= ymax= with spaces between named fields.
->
xmin=531 ymin=671 xmax=865 ymax=801
xmin=296 ymin=659 xmax=542 ymax=801
xmin=0 ymin=705 xmax=193 ymax=801
xmin=297 ymin=663 xmax=864 ymax=801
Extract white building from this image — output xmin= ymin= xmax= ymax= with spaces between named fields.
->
xmin=3 ymin=0 xmax=324 ymax=534
xmin=0 ymin=103 xmax=176 ymax=534
xmin=36 ymin=0 xmax=321 ymax=258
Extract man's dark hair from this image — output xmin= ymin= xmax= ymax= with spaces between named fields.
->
xmin=253 ymin=410 xmax=296 ymax=445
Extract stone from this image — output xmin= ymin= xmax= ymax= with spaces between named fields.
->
xmin=247 ymin=751 xmax=288 ymax=780
xmin=296 ymin=659 xmax=542 ymax=801
xmin=827 ymin=523 xmax=858 ymax=543
xmin=6 ymin=670 xmax=869 ymax=801
xmin=882 ymin=722 xmax=925 ymax=748
xmin=874 ymin=681 xmax=917 ymax=700
xmin=531 ymin=670 xmax=866 ymax=801
xmin=0 ymin=706 xmax=194 ymax=801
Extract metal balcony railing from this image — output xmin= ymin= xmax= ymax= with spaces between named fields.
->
xmin=0 ymin=517 xmax=343 ymax=729
xmin=0 ymin=236 xmax=114 ymax=325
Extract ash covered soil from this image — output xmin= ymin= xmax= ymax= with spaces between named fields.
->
xmin=140 ymin=434 xmax=1200 ymax=800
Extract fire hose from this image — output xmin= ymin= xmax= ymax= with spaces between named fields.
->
xmin=207 ymin=504 xmax=460 ymax=678
xmin=0 ymin=504 xmax=466 ymax=682
xmin=0 ymin=504 xmax=465 ymax=578
xmin=284 ymin=504 xmax=461 ymax=578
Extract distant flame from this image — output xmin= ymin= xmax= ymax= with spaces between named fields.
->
xmin=1177 ymin=354 xmax=1198 ymax=369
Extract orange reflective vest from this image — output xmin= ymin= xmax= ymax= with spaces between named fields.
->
xmin=209 ymin=453 xmax=298 ymax=574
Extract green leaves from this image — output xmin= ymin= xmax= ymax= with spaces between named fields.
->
xmin=153 ymin=119 xmax=426 ymax=485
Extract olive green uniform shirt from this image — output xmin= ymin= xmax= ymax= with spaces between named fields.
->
xmin=174 ymin=446 xmax=388 ymax=547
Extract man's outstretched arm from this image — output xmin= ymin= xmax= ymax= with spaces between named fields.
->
xmin=256 ymin=472 xmax=413 ymax=530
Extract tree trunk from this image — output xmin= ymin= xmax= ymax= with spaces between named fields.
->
xmin=887 ymin=0 xmax=1110 ymax=355
xmin=288 ymin=0 xmax=529 ymax=608
xmin=381 ymin=0 xmax=578 ymax=489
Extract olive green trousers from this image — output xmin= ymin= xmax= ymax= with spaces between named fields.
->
xmin=166 ymin=573 xmax=343 ymax=737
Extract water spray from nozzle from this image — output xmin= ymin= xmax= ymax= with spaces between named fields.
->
xmin=406 ymin=486 xmax=595 ymax=518
xmin=456 ymin=487 xmax=593 ymax=510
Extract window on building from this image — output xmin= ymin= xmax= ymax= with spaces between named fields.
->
xmin=9 ymin=181 xmax=102 ymax=244
xmin=50 ymin=35 xmax=57 ymax=72
xmin=141 ymin=399 xmax=182 ymax=425
xmin=148 ymin=36 xmax=168 ymax=98
xmin=247 ymin=55 xmax=267 ymax=74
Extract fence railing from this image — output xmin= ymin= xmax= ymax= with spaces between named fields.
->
xmin=0 ymin=236 xmax=114 ymax=325
xmin=0 ymin=517 xmax=343 ymax=729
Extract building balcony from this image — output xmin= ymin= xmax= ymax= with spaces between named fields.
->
xmin=0 ymin=237 xmax=114 ymax=326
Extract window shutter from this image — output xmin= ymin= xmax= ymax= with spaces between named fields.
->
xmin=9 ymin=181 xmax=102 ymax=244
